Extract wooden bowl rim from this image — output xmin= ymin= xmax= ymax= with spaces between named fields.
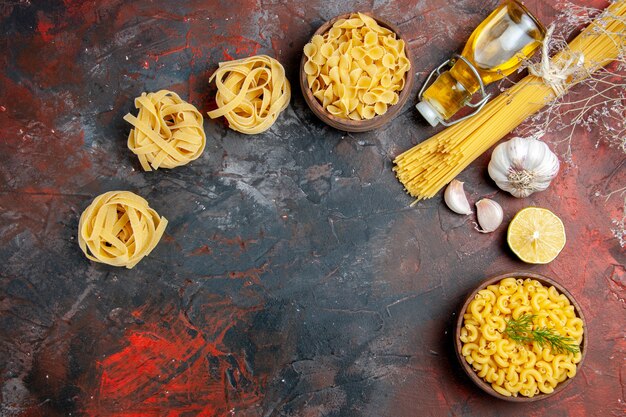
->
xmin=454 ymin=271 xmax=588 ymax=402
xmin=299 ymin=12 xmax=415 ymax=133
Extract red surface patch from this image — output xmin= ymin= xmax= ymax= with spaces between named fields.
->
xmin=222 ymin=48 xmax=235 ymax=61
xmin=36 ymin=12 xmax=55 ymax=42
xmin=85 ymin=308 xmax=263 ymax=417
xmin=0 ymin=74 xmax=92 ymax=243
xmin=189 ymin=244 xmax=213 ymax=256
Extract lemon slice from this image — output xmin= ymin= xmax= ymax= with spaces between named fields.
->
xmin=507 ymin=207 xmax=566 ymax=264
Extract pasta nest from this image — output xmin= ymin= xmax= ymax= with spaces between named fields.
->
xmin=78 ymin=191 xmax=168 ymax=269
xmin=303 ymin=12 xmax=411 ymax=120
xmin=124 ymin=90 xmax=206 ymax=171
xmin=207 ymin=55 xmax=291 ymax=134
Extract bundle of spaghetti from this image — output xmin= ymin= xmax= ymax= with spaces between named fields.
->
xmin=394 ymin=1 xmax=626 ymax=201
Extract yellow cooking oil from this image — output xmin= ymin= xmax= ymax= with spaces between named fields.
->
xmin=419 ymin=0 xmax=545 ymax=123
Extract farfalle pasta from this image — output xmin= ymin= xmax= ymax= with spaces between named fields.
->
xmin=303 ymin=12 xmax=410 ymax=120
xmin=124 ymin=90 xmax=206 ymax=171
xmin=460 ymin=277 xmax=584 ymax=398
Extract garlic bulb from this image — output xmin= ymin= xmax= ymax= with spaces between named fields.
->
xmin=444 ymin=179 xmax=472 ymax=215
xmin=475 ymin=199 xmax=503 ymax=233
xmin=488 ymin=136 xmax=560 ymax=198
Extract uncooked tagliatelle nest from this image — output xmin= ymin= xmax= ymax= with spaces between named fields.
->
xmin=124 ymin=90 xmax=206 ymax=171
xmin=207 ymin=55 xmax=291 ymax=134
xmin=78 ymin=191 xmax=168 ymax=269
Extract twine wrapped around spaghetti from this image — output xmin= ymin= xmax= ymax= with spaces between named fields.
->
xmin=78 ymin=191 xmax=167 ymax=269
xmin=124 ymin=90 xmax=206 ymax=171
xmin=394 ymin=1 xmax=626 ymax=201
xmin=529 ymin=25 xmax=586 ymax=97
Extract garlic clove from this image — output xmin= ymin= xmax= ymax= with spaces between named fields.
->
xmin=444 ymin=179 xmax=472 ymax=215
xmin=475 ymin=198 xmax=503 ymax=233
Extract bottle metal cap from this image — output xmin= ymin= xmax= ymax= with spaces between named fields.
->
xmin=416 ymin=100 xmax=441 ymax=127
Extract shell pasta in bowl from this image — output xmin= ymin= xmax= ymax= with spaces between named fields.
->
xmin=299 ymin=12 xmax=414 ymax=132
xmin=455 ymin=272 xmax=587 ymax=402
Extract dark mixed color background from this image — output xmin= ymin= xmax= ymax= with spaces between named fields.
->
xmin=1 ymin=0 xmax=624 ymax=416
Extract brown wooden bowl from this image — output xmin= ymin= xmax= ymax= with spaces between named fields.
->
xmin=299 ymin=12 xmax=414 ymax=132
xmin=455 ymin=271 xmax=587 ymax=402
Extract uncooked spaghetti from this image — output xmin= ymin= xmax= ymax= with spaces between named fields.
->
xmin=394 ymin=1 xmax=626 ymax=201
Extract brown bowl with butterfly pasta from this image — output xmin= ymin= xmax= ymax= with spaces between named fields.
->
xmin=299 ymin=12 xmax=414 ymax=133
xmin=454 ymin=272 xmax=587 ymax=402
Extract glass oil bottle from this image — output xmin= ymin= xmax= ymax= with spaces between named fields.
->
xmin=416 ymin=0 xmax=546 ymax=126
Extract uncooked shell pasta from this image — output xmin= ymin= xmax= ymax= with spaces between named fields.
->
xmin=460 ymin=278 xmax=584 ymax=398
xmin=124 ymin=90 xmax=206 ymax=171
xmin=207 ymin=55 xmax=291 ymax=134
xmin=78 ymin=191 xmax=168 ymax=269
xmin=303 ymin=12 xmax=410 ymax=120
